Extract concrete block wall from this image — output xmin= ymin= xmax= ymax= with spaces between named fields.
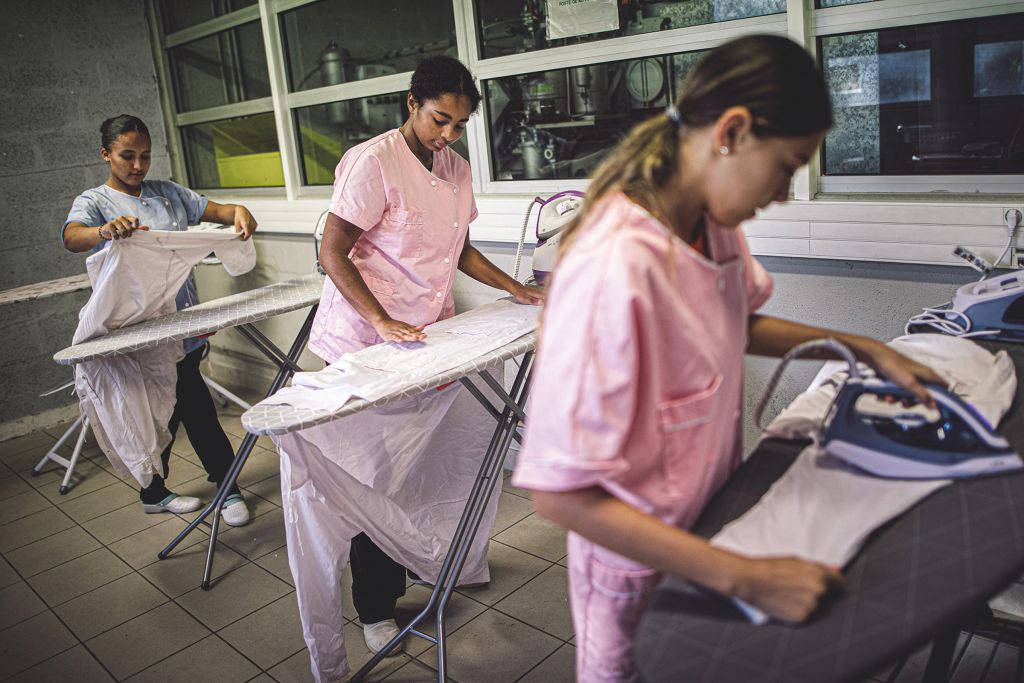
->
xmin=0 ymin=0 xmax=171 ymax=435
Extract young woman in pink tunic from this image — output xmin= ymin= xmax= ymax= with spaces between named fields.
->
xmin=512 ymin=35 xmax=944 ymax=683
xmin=310 ymin=56 xmax=543 ymax=655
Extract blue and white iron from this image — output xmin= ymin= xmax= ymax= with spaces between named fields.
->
xmin=758 ymin=338 xmax=1023 ymax=480
xmin=512 ymin=191 xmax=585 ymax=286
xmin=945 ymin=270 xmax=1024 ymax=342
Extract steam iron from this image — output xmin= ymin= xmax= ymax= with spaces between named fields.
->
xmin=948 ymin=270 xmax=1024 ymax=342
xmin=757 ymin=338 xmax=1023 ymax=481
xmin=821 ymin=378 xmax=1023 ymax=479
xmin=529 ymin=191 xmax=584 ymax=285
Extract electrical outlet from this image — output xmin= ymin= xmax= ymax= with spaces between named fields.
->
xmin=1004 ymin=208 xmax=1023 ymax=269
xmin=1005 ymin=207 xmax=1024 ymax=226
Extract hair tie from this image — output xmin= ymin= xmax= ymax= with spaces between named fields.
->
xmin=665 ymin=105 xmax=683 ymax=127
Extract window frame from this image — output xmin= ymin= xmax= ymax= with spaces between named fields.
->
xmin=146 ymin=0 xmax=1024 ymax=202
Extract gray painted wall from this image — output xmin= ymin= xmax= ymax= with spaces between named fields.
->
xmin=0 ymin=0 xmax=171 ymax=433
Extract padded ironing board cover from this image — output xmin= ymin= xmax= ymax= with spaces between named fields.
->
xmin=712 ymin=335 xmax=1016 ymax=570
xmin=72 ymin=230 xmax=255 ymax=487
xmin=265 ymin=300 xmax=539 ymax=682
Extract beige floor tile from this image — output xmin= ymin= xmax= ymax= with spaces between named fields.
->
xmin=247 ymin=675 xmax=276 ymax=682
xmin=108 ymin=515 xmax=209 ymax=570
xmin=518 ymin=643 xmax=576 ymax=682
xmin=218 ymin=414 xmax=249 ymax=439
xmin=5 ymin=525 xmax=102 ymax=577
xmin=219 ymin=593 xmax=306 ymax=670
xmin=381 ymin=658 xmax=444 ymax=682
xmin=28 ymin=547 xmax=133 ymax=607
xmin=491 ymin=490 xmax=535 ymax=537
xmin=265 ymin=649 xmax=319 ymax=683
xmin=253 ymin=548 xmax=293 ymax=587
xmin=54 ymin=572 xmax=168 ymax=640
xmin=417 ymin=609 xmax=561 ymax=683
xmin=0 ymin=555 xmax=20 ymax=588
xmin=492 ymin=514 xmax=567 ymax=562
xmin=58 ymin=481 xmax=140 ymax=524
xmin=0 ymin=430 xmax=58 ymax=461
xmin=219 ymin=507 xmax=287 ymax=560
xmin=0 ymin=611 xmax=78 ymax=679
xmin=37 ymin=464 xmax=120 ymax=503
xmin=0 ymin=507 xmax=76 ymax=553
xmin=235 ymin=446 xmax=282 ymax=489
xmin=163 ymin=457 xmax=209 ymax=489
xmin=284 ymin=622 xmax=408 ymax=682
xmin=0 ymin=488 xmax=52 ymax=525
xmin=86 ymin=601 xmax=210 ymax=680
xmin=0 ymin=469 xmax=33 ymax=501
xmin=82 ymin=501 xmax=171 ymax=545
xmin=139 ymin=542 xmax=249 ymax=598
xmin=6 ymin=644 xmax=115 ymax=683
xmin=494 ymin=565 xmax=572 ymax=640
xmin=243 ymin=473 xmax=282 ymax=507
xmin=501 ymin=472 xmax=532 ymax=501
xmin=178 ymin=563 xmax=293 ymax=631
xmin=456 ymin=541 xmax=550 ymax=606
xmin=124 ymin=634 xmax=260 ymax=683
xmin=0 ymin=580 xmax=48 ymax=630
xmin=395 ymin=584 xmax=489 ymax=656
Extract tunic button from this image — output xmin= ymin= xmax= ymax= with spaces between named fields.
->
xmin=141 ymin=200 xmax=148 ymax=206
xmin=453 ymin=222 xmax=458 ymax=228
xmin=444 ymin=257 xmax=451 ymax=264
xmin=453 ymin=188 xmax=458 ymax=194
xmin=435 ymin=291 xmax=442 ymax=298
xmin=173 ymin=222 xmax=178 ymax=227
xmin=431 ymin=180 xmax=437 ymax=187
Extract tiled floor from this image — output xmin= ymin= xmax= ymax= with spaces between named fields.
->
xmin=0 ymin=404 xmax=1021 ymax=682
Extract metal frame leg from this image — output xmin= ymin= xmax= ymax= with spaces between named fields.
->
xmin=351 ymin=352 xmax=534 ymax=683
xmin=202 ymin=374 xmax=252 ymax=411
xmin=33 ymin=414 xmax=91 ymax=495
xmin=157 ymin=306 xmax=317 ymax=590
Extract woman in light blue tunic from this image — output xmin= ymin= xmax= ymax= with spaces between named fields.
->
xmin=62 ymin=114 xmax=254 ymax=526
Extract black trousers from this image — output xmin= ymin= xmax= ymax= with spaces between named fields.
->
xmin=350 ymin=532 xmax=407 ymax=624
xmin=140 ymin=344 xmax=239 ymax=504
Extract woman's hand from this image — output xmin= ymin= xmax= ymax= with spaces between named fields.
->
xmin=734 ymin=556 xmax=844 ymax=624
xmin=233 ymin=206 xmax=258 ymax=240
xmin=372 ymin=317 xmax=427 ymax=343
xmin=509 ymin=283 xmax=545 ymax=306
xmin=100 ymin=215 xmax=149 ymax=240
xmin=855 ymin=339 xmax=947 ymax=407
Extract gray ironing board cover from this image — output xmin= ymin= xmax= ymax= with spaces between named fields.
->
xmin=54 ymin=272 xmax=324 ymax=365
xmin=242 ymin=332 xmax=536 ymax=435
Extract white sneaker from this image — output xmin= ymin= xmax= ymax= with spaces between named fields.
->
xmin=362 ymin=619 xmax=404 ymax=656
xmin=221 ymin=493 xmax=250 ymax=527
xmin=142 ymin=493 xmax=202 ymax=514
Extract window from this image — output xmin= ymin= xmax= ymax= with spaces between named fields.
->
xmin=484 ymin=50 xmax=705 ymax=180
xmin=280 ymin=0 xmax=457 ymax=93
xmin=161 ymin=0 xmax=256 ymax=33
xmin=474 ymin=0 xmax=784 ymax=59
xmin=181 ymin=113 xmax=281 ymax=189
xmin=168 ymin=22 xmax=271 ymax=112
xmin=821 ymin=13 xmax=1024 ymax=178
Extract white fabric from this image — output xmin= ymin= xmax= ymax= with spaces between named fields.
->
xmin=262 ymin=298 xmax=539 ymax=412
xmin=763 ymin=334 xmax=1016 ymax=441
xmin=277 ymin=377 xmax=503 ymax=683
xmin=73 ymin=230 xmax=255 ymax=486
xmin=713 ymin=333 xmax=1016 ymax=572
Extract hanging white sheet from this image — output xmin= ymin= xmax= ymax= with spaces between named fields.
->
xmin=73 ymin=230 xmax=255 ymax=486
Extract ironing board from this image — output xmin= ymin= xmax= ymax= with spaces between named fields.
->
xmin=242 ymin=328 xmax=537 ymax=683
xmin=54 ymin=271 xmax=324 ymax=589
xmin=634 ymin=341 xmax=1024 ymax=683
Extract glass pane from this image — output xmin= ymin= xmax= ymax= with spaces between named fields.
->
xmin=160 ymin=0 xmax=257 ymax=34
xmin=475 ymin=0 xmax=783 ymax=59
xmin=484 ymin=50 xmax=706 ymax=180
xmin=281 ymin=0 xmax=457 ymax=93
xmin=181 ymin=113 xmax=283 ymax=188
xmin=821 ymin=13 xmax=1024 ymax=176
xmin=294 ymin=94 xmax=471 ymax=186
xmin=817 ymin=0 xmax=876 ymax=7
xmin=168 ymin=21 xmax=271 ymax=112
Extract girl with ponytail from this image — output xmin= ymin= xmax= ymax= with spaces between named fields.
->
xmin=512 ymin=35 xmax=943 ymax=682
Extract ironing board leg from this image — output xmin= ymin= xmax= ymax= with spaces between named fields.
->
xmin=351 ymin=353 xmax=534 ymax=683
xmin=33 ymin=414 xmax=84 ymax=475
xmin=59 ymin=417 xmax=90 ymax=495
xmin=921 ymin=626 xmax=959 ymax=683
xmin=157 ymin=306 xmax=317 ymax=589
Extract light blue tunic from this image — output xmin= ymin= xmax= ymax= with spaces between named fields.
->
xmin=63 ymin=180 xmax=211 ymax=353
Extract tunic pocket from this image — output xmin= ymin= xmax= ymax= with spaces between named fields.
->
xmin=657 ymin=374 xmax=723 ymax=499
xmin=377 ymin=207 xmax=425 ymax=260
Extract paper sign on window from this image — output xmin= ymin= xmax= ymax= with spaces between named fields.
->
xmin=546 ymin=0 xmax=619 ymax=41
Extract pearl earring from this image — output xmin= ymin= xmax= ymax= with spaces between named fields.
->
xmin=719 ymin=146 xmax=730 ymax=156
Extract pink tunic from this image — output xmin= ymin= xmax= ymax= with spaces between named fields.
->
xmin=512 ymin=192 xmax=773 ymax=682
xmin=308 ymin=129 xmax=478 ymax=362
